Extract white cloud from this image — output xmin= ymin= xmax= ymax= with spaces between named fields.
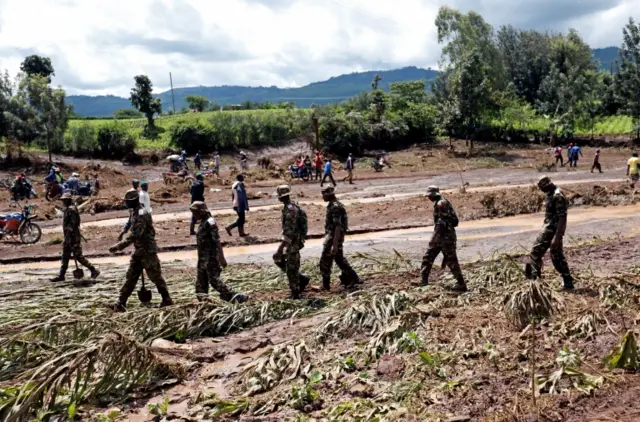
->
xmin=0 ymin=0 xmax=637 ymax=96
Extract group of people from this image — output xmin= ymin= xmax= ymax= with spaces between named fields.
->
xmin=553 ymin=143 xmax=584 ymax=168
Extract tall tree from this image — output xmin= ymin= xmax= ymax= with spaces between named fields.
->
xmin=185 ymin=95 xmax=210 ymax=112
xmin=18 ymin=75 xmax=70 ymax=162
xmin=0 ymin=71 xmax=38 ymax=154
xmin=20 ymin=55 xmax=55 ymax=82
xmin=615 ymin=17 xmax=640 ymax=138
xmin=129 ymin=75 xmax=162 ymax=130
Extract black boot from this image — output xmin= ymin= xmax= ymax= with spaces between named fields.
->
xmin=562 ymin=275 xmax=575 ymax=290
xmin=158 ymin=288 xmax=174 ymax=307
xmin=322 ymin=276 xmax=331 ymax=291
xmin=299 ymin=274 xmax=310 ymax=292
xmin=450 ymin=277 xmax=468 ymax=292
xmin=109 ymin=294 xmax=128 ymax=312
xmin=49 ymin=275 xmax=65 ymax=282
xmin=90 ymin=268 xmax=100 ymax=279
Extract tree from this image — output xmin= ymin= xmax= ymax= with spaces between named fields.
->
xmin=371 ymin=73 xmax=382 ymax=90
xmin=185 ymin=95 xmax=210 ymax=112
xmin=615 ymin=18 xmax=640 ymax=139
xmin=18 ymin=75 xmax=70 ymax=162
xmin=0 ymin=71 xmax=38 ymax=155
xmin=389 ymin=80 xmax=427 ymax=111
xmin=114 ymin=108 xmax=143 ymax=119
xmin=129 ymin=75 xmax=162 ymax=130
xmin=20 ymin=55 xmax=55 ymax=82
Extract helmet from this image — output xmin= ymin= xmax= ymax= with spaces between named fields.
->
xmin=321 ymin=185 xmax=335 ymax=195
xmin=277 ymin=185 xmax=291 ymax=199
xmin=426 ymin=186 xmax=440 ymax=196
xmin=196 ymin=172 xmax=204 ymax=180
xmin=189 ymin=201 xmax=208 ymax=213
xmin=17 ymin=174 xmax=23 ymax=179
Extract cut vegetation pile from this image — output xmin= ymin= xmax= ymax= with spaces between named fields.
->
xmin=1 ymin=244 xmax=640 ymax=421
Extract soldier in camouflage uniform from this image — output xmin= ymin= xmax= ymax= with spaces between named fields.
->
xmin=190 ymin=201 xmax=248 ymax=302
xmin=419 ymin=186 xmax=467 ymax=292
xmin=273 ymin=185 xmax=310 ymax=299
xmin=50 ymin=192 xmax=100 ymax=282
xmin=526 ymin=176 xmax=574 ymax=289
xmin=319 ymin=186 xmax=360 ymax=290
xmin=108 ymin=191 xmax=173 ymax=311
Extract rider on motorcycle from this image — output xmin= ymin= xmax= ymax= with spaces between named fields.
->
xmin=67 ymin=172 xmax=80 ymax=194
xmin=11 ymin=174 xmax=31 ymax=200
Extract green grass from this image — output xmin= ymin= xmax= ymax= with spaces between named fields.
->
xmin=577 ymin=115 xmax=634 ymax=136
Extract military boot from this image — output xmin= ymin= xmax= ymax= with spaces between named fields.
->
xmin=49 ymin=275 xmax=65 ymax=283
xmin=239 ymin=227 xmax=249 ymax=237
xmin=90 ymin=268 xmax=100 ymax=279
xmin=109 ymin=295 xmax=127 ymax=312
xmin=299 ymin=274 xmax=310 ymax=292
xmin=322 ymin=276 xmax=331 ymax=291
xmin=158 ymin=288 xmax=174 ymax=307
xmin=225 ymin=225 xmax=233 ymax=236
xmin=289 ymin=289 xmax=301 ymax=300
xmin=562 ymin=275 xmax=575 ymax=290
xmin=450 ymin=277 xmax=468 ymax=292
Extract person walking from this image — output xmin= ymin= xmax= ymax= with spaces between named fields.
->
xmin=570 ymin=144 xmax=583 ymax=167
xmin=319 ymin=186 xmax=360 ymax=291
xmin=189 ymin=173 xmax=206 ymax=235
xmin=191 ymin=201 xmax=248 ymax=303
xmin=320 ymin=158 xmax=337 ymax=187
xmin=50 ymin=193 xmax=100 ymax=282
xmin=591 ymin=149 xmax=602 ymax=173
xmin=194 ymin=151 xmax=202 ymax=170
xmin=567 ymin=143 xmax=574 ymax=167
xmin=525 ymin=176 xmax=574 ymax=289
xmin=314 ymin=150 xmax=324 ymax=181
xmin=343 ymin=153 xmax=354 ymax=184
xmin=273 ymin=185 xmax=310 ymax=299
xmin=108 ymin=191 xmax=173 ymax=311
xmin=627 ymin=152 xmax=639 ymax=188
xmin=139 ymin=180 xmax=152 ymax=213
xmin=226 ymin=174 xmax=249 ymax=237
xmin=240 ymin=151 xmax=248 ymax=171
xmin=419 ymin=186 xmax=467 ymax=292
xmin=213 ymin=151 xmax=221 ymax=176
xmin=554 ymin=145 xmax=564 ymax=167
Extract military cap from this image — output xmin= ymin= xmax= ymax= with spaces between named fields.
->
xmin=277 ymin=185 xmax=291 ymax=198
xmin=537 ymin=176 xmax=552 ymax=188
xmin=321 ymin=185 xmax=336 ymax=195
xmin=60 ymin=192 xmax=73 ymax=200
xmin=426 ymin=186 xmax=440 ymax=195
xmin=189 ymin=201 xmax=208 ymax=212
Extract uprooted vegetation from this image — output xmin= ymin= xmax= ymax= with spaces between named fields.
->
xmin=1 ymin=245 xmax=640 ymax=421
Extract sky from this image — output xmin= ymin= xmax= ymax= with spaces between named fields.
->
xmin=0 ymin=0 xmax=637 ymax=97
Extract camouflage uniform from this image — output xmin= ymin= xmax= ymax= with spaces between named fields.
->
xmin=274 ymin=202 xmax=306 ymax=296
xmin=529 ymin=187 xmax=572 ymax=280
xmin=58 ymin=204 xmax=97 ymax=278
xmin=195 ymin=213 xmax=235 ymax=300
xmin=112 ymin=208 xmax=171 ymax=305
xmin=420 ymin=196 xmax=465 ymax=286
xmin=319 ymin=199 xmax=359 ymax=288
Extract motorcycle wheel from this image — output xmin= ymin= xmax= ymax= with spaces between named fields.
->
xmin=20 ymin=222 xmax=42 ymax=244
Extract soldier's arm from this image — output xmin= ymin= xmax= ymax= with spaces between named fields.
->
xmin=209 ymin=220 xmax=227 ymax=266
xmin=277 ymin=207 xmax=296 ymax=254
xmin=332 ymin=206 xmax=343 ymax=251
xmin=553 ymin=195 xmax=568 ymax=240
xmin=113 ymin=215 xmax=144 ymax=251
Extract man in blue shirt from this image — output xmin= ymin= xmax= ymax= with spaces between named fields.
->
xmin=570 ymin=144 xmax=583 ymax=168
xmin=320 ymin=158 xmax=337 ymax=187
xmin=194 ymin=151 xmax=202 ymax=170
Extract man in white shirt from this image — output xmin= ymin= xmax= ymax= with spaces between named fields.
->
xmin=139 ymin=181 xmax=152 ymax=214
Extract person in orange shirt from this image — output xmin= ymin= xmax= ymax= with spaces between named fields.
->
xmin=314 ymin=150 xmax=324 ymax=181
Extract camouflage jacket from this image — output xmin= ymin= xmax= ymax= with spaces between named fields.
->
xmin=63 ymin=205 xmax=81 ymax=244
xmin=324 ymin=200 xmax=348 ymax=237
xmin=433 ymin=197 xmax=458 ymax=231
xmin=196 ymin=214 xmax=220 ymax=260
xmin=114 ymin=208 xmax=157 ymax=256
xmin=281 ymin=203 xmax=303 ymax=248
xmin=543 ymin=188 xmax=567 ymax=229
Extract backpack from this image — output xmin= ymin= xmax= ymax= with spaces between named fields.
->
xmin=294 ymin=204 xmax=308 ymax=241
xmin=436 ymin=199 xmax=459 ymax=228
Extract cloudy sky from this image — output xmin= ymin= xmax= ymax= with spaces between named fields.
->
xmin=0 ymin=0 xmax=637 ymax=96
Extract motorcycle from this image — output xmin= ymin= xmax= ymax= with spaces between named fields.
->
xmin=0 ymin=204 xmax=42 ymax=244
xmin=45 ymin=181 xmax=64 ymax=202
xmin=372 ymin=158 xmax=392 ymax=172
xmin=286 ymin=165 xmax=311 ymax=182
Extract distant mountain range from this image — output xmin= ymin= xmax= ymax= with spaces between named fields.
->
xmin=68 ymin=67 xmax=438 ymax=117
xmin=68 ymin=48 xmax=620 ymax=117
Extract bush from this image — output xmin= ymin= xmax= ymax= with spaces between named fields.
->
xmin=169 ymin=120 xmax=215 ymax=153
xmin=96 ymin=123 xmax=137 ymax=159
xmin=64 ymin=123 xmax=97 ymax=156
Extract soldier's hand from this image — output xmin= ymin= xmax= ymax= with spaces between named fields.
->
xmin=330 ymin=246 xmax=338 ymax=257
xmin=220 ymin=258 xmax=228 ymax=268
xmin=117 ymin=232 xmax=125 ymax=241
xmin=108 ymin=246 xmax=118 ymax=254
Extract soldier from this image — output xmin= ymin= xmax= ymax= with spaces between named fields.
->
xmin=273 ymin=185 xmax=310 ymax=299
xmin=526 ymin=176 xmax=574 ymax=289
xmin=108 ymin=191 xmax=173 ymax=311
xmin=319 ymin=186 xmax=360 ymax=290
xmin=50 ymin=192 xmax=100 ymax=282
xmin=419 ymin=186 xmax=467 ymax=292
xmin=190 ymin=201 xmax=248 ymax=302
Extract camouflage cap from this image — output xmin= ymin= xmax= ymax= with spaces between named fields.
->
xmin=189 ymin=201 xmax=208 ymax=213
xmin=321 ymin=185 xmax=335 ymax=195
xmin=123 ymin=190 xmax=140 ymax=201
xmin=277 ymin=185 xmax=291 ymax=199
xmin=426 ymin=186 xmax=440 ymax=196
xmin=60 ymin=192 xmax=73 ymax=200
xmin=537 ymin=176 xmax=552 ymax=189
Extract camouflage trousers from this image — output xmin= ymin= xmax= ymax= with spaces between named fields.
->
xmin=59 ymin=242 xmax=95 ymax=277
xmin=274 ymin=247 xmax=302 ymax=295
xmin=319 ymin=239 xmax=358 ymax=283
xmin=120 ymin=253 xmax=169 ymax=303
xmin=529 ymin=228 xmax=571 ymax=278
xmin=420 ymin=231 xmax=464 ymax=283
xmin=195 ymin=256 xmax=234 ymax=299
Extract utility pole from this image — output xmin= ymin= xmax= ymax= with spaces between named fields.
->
xmin=169 ymin=72 xmax=176 ymax=114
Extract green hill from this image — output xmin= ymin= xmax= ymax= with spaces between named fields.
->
xmin=68 ymin=66 xmax=438 ymax=117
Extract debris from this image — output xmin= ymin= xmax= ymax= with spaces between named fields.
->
xmin=376 ymin=355 xmax=405 ymax=381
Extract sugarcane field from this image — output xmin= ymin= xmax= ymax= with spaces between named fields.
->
xmin=1 ymin=140 xmax=640 ymax=422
